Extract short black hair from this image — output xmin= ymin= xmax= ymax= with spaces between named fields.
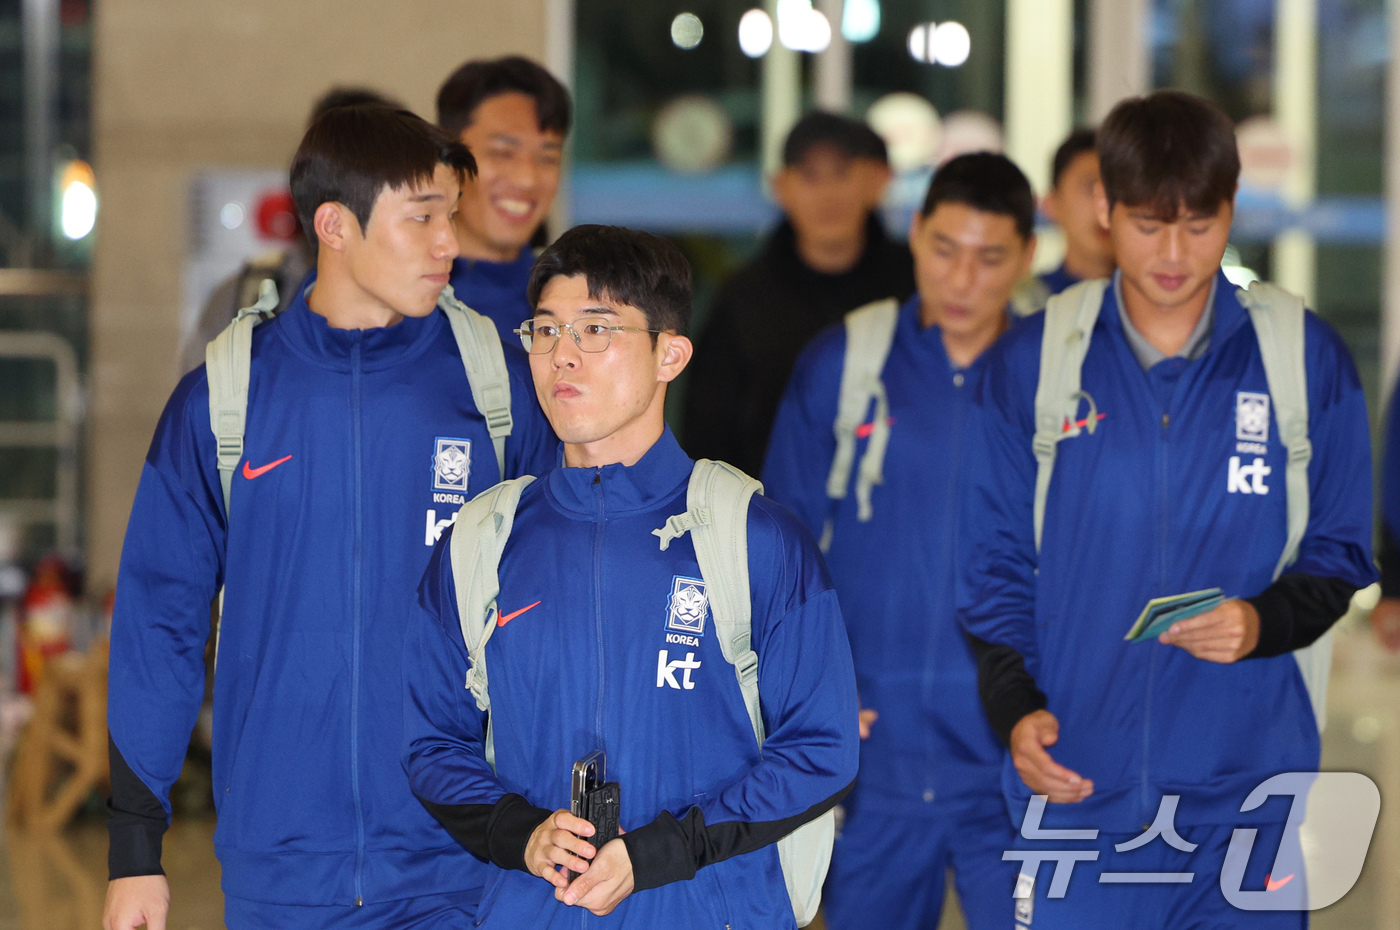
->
xmin=527 ymin=225 xmax=692 ymax=337
xmin=1051 ymin=128 xmax=1097 ymax=189
xmin=290 ymin=106 xmax=477 ymax=247
xmin=919 ymin=152 xmax=1035 ymax=241
xmin=783 ymin=111 xmax=888 ymax=167
xmin=1098 ymin=90 xmax=1239 ymax=221
xmin=437 ymin=56 xmax=572 ymax=139
xmin=307 ymin=86 xmax=403 ymax=126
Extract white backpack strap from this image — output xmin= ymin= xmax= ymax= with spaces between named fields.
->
xmin=1011 ymin=275 xmax=1051 ymax=317
xmin=206 ymin=278 xmax=281 ymax=514
xmin=1032 ymin=279 xmax=1109 ymax=553
xmin=653 ymin=459 xmax=832 ymax=927
xmin=1238 ymin=281 xmax=1328 ymax=728
xmin=824 ymin=299 xmax=900 ymax=548
xmin=439 ymin=285 xmax=513 ymax=479
xmin=450 ymin=476 xmax=535 ymax=771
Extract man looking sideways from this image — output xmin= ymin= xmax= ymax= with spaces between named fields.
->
xmin=763 ymin=152 xmax=1036 ymax=930
xmin=958 ymin=91 xmax=1374 ymax=927
xmin=104 ymin=106 xmax=555 ymax=930
xmin=438 ymin=56 xmax=571 ymax=342
xmin=403 ymin=224 xmax=859 ymax=926
xmin=1037 ymin=127 xmax=1115 ymax=297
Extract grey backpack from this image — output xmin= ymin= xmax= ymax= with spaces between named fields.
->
xmin=451 ymin=460 xmax=835 ymax=927
xmin=1032 ymin=278 xmax=1329 ymax=726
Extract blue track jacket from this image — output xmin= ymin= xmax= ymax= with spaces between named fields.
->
xmin=449 ymin=252 xmax=535 ymax=344
xmin=957 ymin=272 xmax=1376 ymax=833
xmin=403 ymin=429 xmax=859 ymax=928
xmin=107 ymin=278 xmax=557 ymax=907
xmin=763 ymin=296 xmax=1004 ymax=815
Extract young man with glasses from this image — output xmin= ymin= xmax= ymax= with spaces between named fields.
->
xmin=762 ymin=153 xmax=1036 ymax=930
xmin=104 ymin=106 xmax=556 ymax=930
xmin=402 ymin=224 xmax=859 ymax=926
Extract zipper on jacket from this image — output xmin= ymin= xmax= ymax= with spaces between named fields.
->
xmin=350 ymin=337 xmax=367 ymax=904
xmin=1142 ymin=404 xmax=1172 ymax=817
xmin=592 ymin=470 xmax=606 ymax=745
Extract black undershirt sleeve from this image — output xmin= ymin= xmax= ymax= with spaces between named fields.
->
xmin=619 ymin=779 xmax=854 ymax=892
xmin=1379 ymin=527 xmax=1400 ymax=598
xmin=1245 ymin=572 xmax=1358 ymax=658
xmin=415 ymin=793 xmax=552 ymax=872
xmin=107 ymin=735 xmax=169 ymax=879
xmin=964 ymin=634 xmax=1048 ymax=748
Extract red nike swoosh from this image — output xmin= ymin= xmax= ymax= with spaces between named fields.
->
xmin=497 ymin=601 xmax=542 ymax=627
xmin=855 ymin=417 xmax=896 ymax=440
xmin=1266 ymin=873 xmax=1294 ymax=892
xmin=1062 ymin=413 xmax=1107 ymax=433
xmin=242 ymin=454 xmax=293 ymax=480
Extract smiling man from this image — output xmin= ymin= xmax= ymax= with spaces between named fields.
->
xmin=437 ymin=56 xmax=571 ymax=343
xmin=104 ymin=106 xmax=556 ymax=930
xmin=958 ymin=91 xmax=1375 ymax=928
xmin=403 ymin=224 xmax=859 ymax=927
xmin=763 ymin=153 xmax=1034 ymax=930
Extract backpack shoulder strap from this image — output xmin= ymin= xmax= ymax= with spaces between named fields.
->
xmin=653 ymin=459 xmax=765 ymax=743
xmin=206 ymin=278 xmax=281 ymax=513
xmin=1237 ymin=281 xmax=1329 ymax=729
xmin=825 ymin=298 xmax=900 ymax=540
xmin=1032 ymin=278 xmax=1109 ymax=553
xmin=450 ymin=475 xmax=536 ymax=771
xmin=1238 ymin=281 xmax=1311 ymax=580
xmin=439 ymin=285 xmax=513 ymax=479
xmin=1011 ymin=275 xmax=1051 ymax=317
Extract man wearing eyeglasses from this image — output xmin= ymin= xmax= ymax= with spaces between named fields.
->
xmin=402 ymin=224 xmax=859 ymax=926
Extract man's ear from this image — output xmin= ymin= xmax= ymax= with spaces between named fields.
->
xmin=770 ymin=168 xmax=794 ymax=213
xmin=1041 ymin=190 xmax=1061 ymax=225
xmin=313 ymin=202 xmax=357 ymax=252
xmin=863 ymin=161 xmax=893 ymax=207
xmin=656 ymin=333 xmax=694 ymax=384
xmin=1019 ymin=233 xmax=1038 ymax=278
xmin=1092 ymin=180 xmax=1111 ymax=232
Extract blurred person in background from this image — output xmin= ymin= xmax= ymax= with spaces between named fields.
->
xmin=683 ymin=112 xmax=915 ymax=476
xmin=438 ymin=55 xmax=571 ymax=343
xmin=763 ymin=153 xmax=1035 ymax=930
xmin=104 ymin=106 xmax=556 ymax=930
xmin=178 ymin=86 xmax=402 ymax=374
xmin=1369 ymin=383 xmax=1400 ymax=649
xmin=1014 ymin=128 xmax=1116 ymax=316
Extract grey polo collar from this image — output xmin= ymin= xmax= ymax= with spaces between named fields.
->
xmin=1113 ymin=272 xmax=1217 ymax=370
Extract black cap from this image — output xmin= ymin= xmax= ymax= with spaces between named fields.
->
xmin=782 ymin=111 xmax=889 ymax=167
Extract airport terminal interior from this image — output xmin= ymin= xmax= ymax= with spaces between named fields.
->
xmin=1 ymin=0 xmax=1399 ymax=926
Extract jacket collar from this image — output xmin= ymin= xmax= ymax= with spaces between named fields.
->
xmin=275 ymin=271 xmax=442 ymax=372
xmin=451 ymin=249 xmax=535 ymax=286
xmin=545 ymin=426 xmax=693 ymax=518
xmin=1099 ymin=269 xmax=1249 ymax=360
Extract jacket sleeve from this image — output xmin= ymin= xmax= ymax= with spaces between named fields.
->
xmin=954 ymin=339 xmax=1045 ymax=740
xmin=502 ymin=346 xmax=560 ymax=480
xmin=107 ymin=374 xmax=226 ymax=879
xmin=618 ymin=507 xmax=859 ymax=891
xmin=402 ymin=532 xmax=552 ymax=871
xmin=681 ymin=288 xmax=746 ymax=464
xmin=1245 ymin=315 xmax=1377 ymax=651
xmin=760 ymin=335 xmax=843 ymax=538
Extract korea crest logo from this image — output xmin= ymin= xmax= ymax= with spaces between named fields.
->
xmin=432 ymin=438 xmax=472 ymax=492
xmin=667 ymin=576 xmax=709 ymax=635
xmin=1236 ymin=392 xmax=1270 ymax=443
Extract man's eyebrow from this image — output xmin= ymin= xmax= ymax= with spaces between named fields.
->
xmin=977 ymin=245 xmax=1009 ymax=256
xmin=932 ymin=231 xmax=960 ymax=247
xmin=406 ymin=192 xmax=447 ymax=203
xmin=488 ymin=133 xmax=522 ymax=145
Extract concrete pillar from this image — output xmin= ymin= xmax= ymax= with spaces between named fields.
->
xmin=1004 ymin=0 xmax=1073 ymax=197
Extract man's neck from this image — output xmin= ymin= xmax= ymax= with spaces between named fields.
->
xmin=1062 ymin=249 xmax=1114 ymax=282
xmin=454 ymin=221 xmax=523 ymax=265
xmin=307 ymin=259 xmax=402 ymax=330
xmin=926 ymin=302 xmax=1008 ymax=369
xmin=1119 ymin=274 xmax=1213 ymax=358
xmin=562 ymin=414 xmax=665 ymax=469
xmin=793 ymin=227 xmax=866 ymax=275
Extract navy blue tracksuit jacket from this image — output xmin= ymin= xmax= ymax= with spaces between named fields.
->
xmin=107 ymin=281 xmax=557 ymax=914
xmin=449 ymin=251 xmax=535 ymax=344
xmin=403 ymin=429 xmax=860 ymax=928
xmin=958 ymin=272 xmax=1376 ymax=836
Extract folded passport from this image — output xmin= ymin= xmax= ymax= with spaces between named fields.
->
xmin=1125 ymin=588 xmax=1225 ymax=642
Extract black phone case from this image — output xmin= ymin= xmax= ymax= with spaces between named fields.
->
xmin=580 ymin=781 xmax=621 ymax=850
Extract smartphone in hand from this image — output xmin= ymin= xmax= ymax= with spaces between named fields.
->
xmin=569 ymin=751 xmax=621 ymax=880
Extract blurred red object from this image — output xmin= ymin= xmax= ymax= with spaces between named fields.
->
xmin=18 ymin=558 xmax=75 ymax=693
xmin=255 ymin=189 xmax=301 ymax=242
